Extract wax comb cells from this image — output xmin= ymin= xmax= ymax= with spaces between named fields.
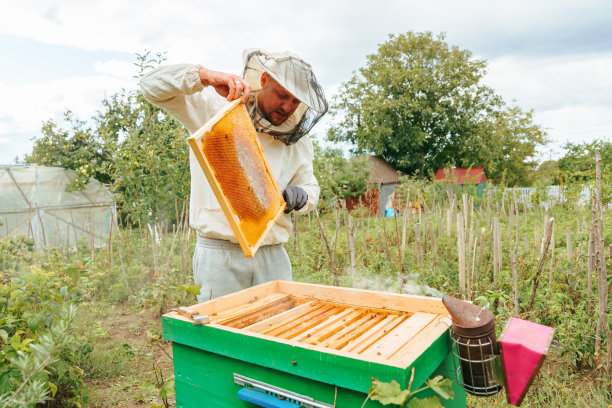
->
xmin=198 ymin=103 xmax=284 ymax=252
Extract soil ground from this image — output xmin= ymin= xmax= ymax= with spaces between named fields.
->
xmin=84 ymin=304 xmax=176 ymax=407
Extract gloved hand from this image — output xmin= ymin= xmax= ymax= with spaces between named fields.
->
xmin=283 ymin=185 xmax=308 ymax=214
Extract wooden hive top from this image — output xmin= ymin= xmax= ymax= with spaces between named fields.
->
xmin=164 ymin=281 xmax=450 ymax=368
xmin=187 ymin=100 xmax=285 ymax=257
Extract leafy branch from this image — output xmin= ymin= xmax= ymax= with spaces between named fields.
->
xmin=361 ymin=370 xmax=454 ymax=408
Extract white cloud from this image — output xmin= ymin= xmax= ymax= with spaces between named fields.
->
xmin=0 ymin=137 xmax=10 ymax=144
xmin=0 ymin=75 xmax=136 ymax=143
xmin=94 ymin=60 xmax=137 ymax=78
xmin=0 ymin=0 xmax=611 ymax=162
xmin=483 ymin=53 xmax=612 ymax=148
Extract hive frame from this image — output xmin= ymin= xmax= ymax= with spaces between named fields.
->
xmin=187 ymin=99 xmax=285 ymax=257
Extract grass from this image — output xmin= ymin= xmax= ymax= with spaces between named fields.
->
xmin=2 ymin=187 xmax=611 ymax=407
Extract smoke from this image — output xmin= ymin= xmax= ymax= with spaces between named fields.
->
xmin=345 ymin=269 xmax=444 ymax=298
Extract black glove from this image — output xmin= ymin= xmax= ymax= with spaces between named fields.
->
xmin=283 ymin=185 xmax=308 ymax=214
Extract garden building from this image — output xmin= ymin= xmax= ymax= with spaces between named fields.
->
xmin=346 ymin=156 xmax=401 ymax=216
xmin=435 ymin=167 xmax=488 ymax=197
xmin=0 ymin=165 xmax=116 ymax=250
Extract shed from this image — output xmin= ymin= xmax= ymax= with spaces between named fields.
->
xmin=0 ymin=165 xmax=116 ymax=250
xmin=435 ymin=167 xmax=488 ymax=197
xmin=346 ymin=156 xmax=401 ymax=216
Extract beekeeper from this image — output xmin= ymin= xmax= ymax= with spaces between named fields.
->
xmin=140 ymin=49 xmax=327 ymax=301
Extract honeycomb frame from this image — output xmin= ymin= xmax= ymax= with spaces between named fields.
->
xmin=187 ymin=99 xmax=285 ymax=257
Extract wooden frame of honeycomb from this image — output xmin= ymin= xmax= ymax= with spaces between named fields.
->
xmin=187 ymin=99 xmax=285 ymax=257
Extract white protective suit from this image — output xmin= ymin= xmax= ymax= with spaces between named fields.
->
xmin=139 ymin=53 xmax=324 ymax=300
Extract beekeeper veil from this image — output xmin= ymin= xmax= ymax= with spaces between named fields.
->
xmin=242 ymin=49 xmax=328 ymax=145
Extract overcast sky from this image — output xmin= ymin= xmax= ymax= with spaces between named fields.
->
xmin=1 ymin=0 xmax=611 ymax=164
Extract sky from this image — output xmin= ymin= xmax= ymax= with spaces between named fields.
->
xmin=1 ymin=0 xmax=611 ymax=164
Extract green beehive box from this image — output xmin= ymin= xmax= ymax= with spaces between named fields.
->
xmin=162 ymin=281 xmax=466 ymax=407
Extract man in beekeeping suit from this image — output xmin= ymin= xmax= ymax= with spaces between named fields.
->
xmin=140 ymin=49 xmax=327 ymax=301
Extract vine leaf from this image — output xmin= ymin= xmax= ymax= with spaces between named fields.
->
xmin=427 ymin=375 xmax=455 ymax=400
xmin=369 ymin=378 xmax=410 ymax=405
xmin=405 ymin=396 xmax=443 ymax=408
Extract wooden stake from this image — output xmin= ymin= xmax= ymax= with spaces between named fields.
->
xmin=393 ymin=210 xmax=403 ymax=278
xmin=314 ymin=209 xmax=337 ymax=285
xmin=294 ymin=214 xmax=302 ymax=268
xmin=492 ymin=218 xmax=501 ymax=285
xmin=587 ymin=220 xmax=594 ymax=301
xmin=477 ymin=227 xmax=486 ymax=271
xmin=534 ymin=219 xmax=541 ymax=260
xmin=548 ymin=223 xmax=555 ymax=286
xmin=593 ymin=149 xmax=611 ymax=375
xmin=347 ymin=215 xmax=356 ymax=285
xmin=527 ymin=218 xmax=554 ymax=312
xmin=457 ymin=213 xmax=466 ymax=298
xmin=565 ymin=227 xmax=573 ymax=261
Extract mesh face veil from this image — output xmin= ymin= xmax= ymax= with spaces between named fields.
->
xmin=242 ymin=49 xmax=328 ymax=145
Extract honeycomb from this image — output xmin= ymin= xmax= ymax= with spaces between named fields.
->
xmin=201 ymin=104 xmax=283 ymax=248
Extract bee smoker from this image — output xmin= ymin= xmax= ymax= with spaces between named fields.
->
xmin=442 ymin=295 xmax=554 ymax=406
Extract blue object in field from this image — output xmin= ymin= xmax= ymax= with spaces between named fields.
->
xmin=385 ymin=208 xmax=397 ymax=217
xmin=238 ymin=387 xmax=300 ymax=408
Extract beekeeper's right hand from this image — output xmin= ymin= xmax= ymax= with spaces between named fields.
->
xmin=198 ymin=68 xmax=251 ymax=103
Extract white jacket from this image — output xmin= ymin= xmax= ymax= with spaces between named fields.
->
xmin=139 ymin=64 xmax=320 ymax=245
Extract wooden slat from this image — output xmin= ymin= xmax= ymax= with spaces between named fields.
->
xmin=262 ymin=304 xmax=336 ymax=337
xmin=276 ymin=281 xmax=449 ymax=315
xmin=227 ymin=297 xmax=305 ymax=329
xmin=341 ymin=314 xmax=409 ymax=354
xmin=185 ymin=281 xmax=279 ymax=315
xmin=360 ymin=312 xmax=438 ymax=360
xmin=273 ymin=306 xmax=345 ymax=339
xmin=243 ymin=301 xmax=318 ymax=333
xmin=292 ymin=307 xmax=356 ymax=343
xmin=211 ymin=293 xmax=290 ymax=325
xmin=320 ymin=313 xmax=387 ymax=350
xmin=299 ymin=309 xmax=364 ymax=344
xmin=394 ymin=315 xmax=448 ymax=365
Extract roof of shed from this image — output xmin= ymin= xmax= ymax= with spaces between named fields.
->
xmin=369 ymin=156 xmax=401 ymax=185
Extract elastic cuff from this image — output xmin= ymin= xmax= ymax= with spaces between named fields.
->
xmin=191 ymin=64 xmax=205 ymax=92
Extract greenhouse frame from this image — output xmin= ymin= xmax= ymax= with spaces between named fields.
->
xmin=0 ymin=165 xmax=116 ymax=250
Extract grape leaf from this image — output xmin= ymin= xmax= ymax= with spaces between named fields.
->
xmin=427 ymin=375 xmax=454 ymax=400
xmin=369 ymin=378 xmax=410 ymax=405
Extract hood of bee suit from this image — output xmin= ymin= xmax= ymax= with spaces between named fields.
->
xmin=242 ymin=49 xmax=328 ymax=145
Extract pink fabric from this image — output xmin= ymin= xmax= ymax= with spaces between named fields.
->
xmin=500 ymin=318 xmax=554 ymax=405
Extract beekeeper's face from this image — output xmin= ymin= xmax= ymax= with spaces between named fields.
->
xmin=257 ymin=72 xmax=301 ymax=126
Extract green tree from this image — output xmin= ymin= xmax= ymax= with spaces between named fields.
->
xmin=460 ymin=106 xmax=548 ymax=185
xmin=25 ymin=52 xmax=190 ymax=225
xmin=95 ymin=88 xmax=189 ymax=225
xmin=328 ymin=31 xmax=547 ymax=185
xmin=558 ymin=139 xmax=611 ymax=180
xmin=313 ymin=141 xmax=370 ymax=202
xmin=26 ymin=112 xmax=113 ymax=190
xmin=557 ymin=139 xmax=611 ymax=204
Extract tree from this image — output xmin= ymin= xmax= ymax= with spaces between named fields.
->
xmin=557 ymin=139 xmax=611 ymax=204
xmin=328 ymin=31 xmax=547 ymax=185
xmin=25 ymin=52 xmax=191 ymax=225
xmin=26 ymin=112 xmax=113 ymax=190
xmin=313 ymin=141 xmax=370 ymax=202
xmin=558 ymin=139 xmax=611 ymax=180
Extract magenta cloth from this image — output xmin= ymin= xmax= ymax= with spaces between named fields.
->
xmin=500 ymin=318 xmax=554 ymax=406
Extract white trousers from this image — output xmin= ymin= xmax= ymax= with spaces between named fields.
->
xmin=192 ymin=235 xmax=292 ymax=302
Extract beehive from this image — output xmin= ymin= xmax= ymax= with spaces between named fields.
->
xmin=163 ymin=281 xmax=467 ymax=407
xmin=188 ymin=99 xmax=285 ymax=257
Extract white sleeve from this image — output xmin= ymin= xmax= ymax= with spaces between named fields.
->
xmin=139 ymin=64 xmax=219 ymax=133
xmin=139 ymin=63 xmax=203 ymax=105
xmin=287 ymin=137 xmax=320 ymax=214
